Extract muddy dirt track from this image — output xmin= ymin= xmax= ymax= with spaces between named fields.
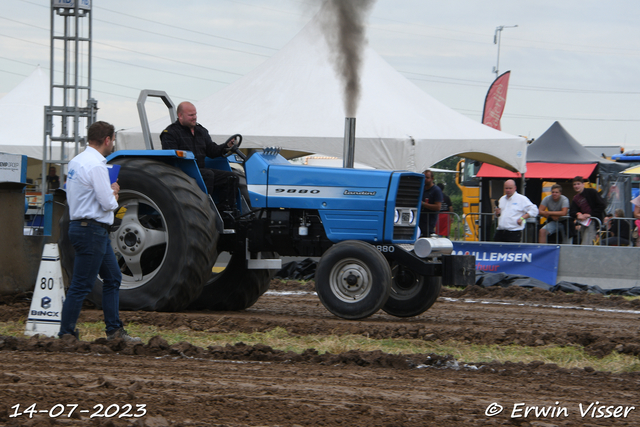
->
xmin=1 ymin=283 xmax=639 ymax=426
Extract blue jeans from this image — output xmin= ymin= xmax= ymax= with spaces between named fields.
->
xmin=59 ymin=221 xmax=123 ymax=336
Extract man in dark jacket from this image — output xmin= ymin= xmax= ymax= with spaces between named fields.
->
xmin=601 ymin=209 xmax=632 ymax=246
xmin=419 ymin=170 xmax=442 ymax=237
xmin=569 ymin=176 xmax=606 ymax=245
xmin=160 ymin=101 xmax=239 ymax=212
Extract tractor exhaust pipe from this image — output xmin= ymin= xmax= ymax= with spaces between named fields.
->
xmin=343 ymin=117 xmax=356 ymax=168
xmin=413 ymin=237 xmax=454 ymax=258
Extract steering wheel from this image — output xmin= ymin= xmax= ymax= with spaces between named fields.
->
xmin=223 ymin=134 xmax=246 ymax=161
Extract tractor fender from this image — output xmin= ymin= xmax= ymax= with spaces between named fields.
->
xmin=108 ymin=150 xmax=207 ymax=194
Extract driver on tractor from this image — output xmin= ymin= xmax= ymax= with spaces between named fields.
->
xmin=160 ymin=101 xmax=239 ymax=214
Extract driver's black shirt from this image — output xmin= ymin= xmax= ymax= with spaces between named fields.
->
xmin=160 ymin=121 xmax=225 ymax=168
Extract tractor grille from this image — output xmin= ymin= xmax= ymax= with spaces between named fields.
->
xmin=396 ymin=175 xmax=422 ymax=207
xmin=393 ymin=227 xmax=416 ymax=240
xmin=392 ymin=174 xmax=422 ymax=241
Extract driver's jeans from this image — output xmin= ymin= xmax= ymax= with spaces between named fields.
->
xmin=200 ymin=168 xmax=239 ymax=211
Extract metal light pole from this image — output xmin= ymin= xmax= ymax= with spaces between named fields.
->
xmin=493 ymin=25 xmax=518 ymax=78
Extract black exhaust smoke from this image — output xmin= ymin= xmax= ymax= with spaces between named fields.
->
xmin=318 ymin=0 xmax=375 ymax=168
xmin=320 ymin=0 xmax=375 ymax=117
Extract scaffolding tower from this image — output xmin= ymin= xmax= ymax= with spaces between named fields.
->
xmin=42 ymin=0 xmax=97 ymax=193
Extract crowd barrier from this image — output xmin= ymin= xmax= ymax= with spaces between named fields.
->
xmin=430 ymin=211 xmax=463 ymax=240
xmin=458 ymin=212 xmax=637 ymax=246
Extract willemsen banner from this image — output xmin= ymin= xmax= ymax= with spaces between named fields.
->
xmin=452 ymin=242 xmax=560 ymax=285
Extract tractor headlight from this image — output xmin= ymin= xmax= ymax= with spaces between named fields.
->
xmin=394 ymin=208 xmax=416 ymax=226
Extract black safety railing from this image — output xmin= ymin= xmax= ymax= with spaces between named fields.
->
xmin=597 ymin=216 xmax=637 ymax=247
xmin=433 ymin=212 xmax=639 ymax=246
xmin=533 ymin=215 xmax=603 ymax=245
xmin=457 ymin=212 xmax=637 ymax=246
xmin=431 ymin=211 xmax=463 ymax=241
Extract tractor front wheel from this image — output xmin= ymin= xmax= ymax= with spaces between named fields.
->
xmin=382 ymin=264 xmax=441 ymax=317
xmin=315 ymin=240 xmax=391 ymax=320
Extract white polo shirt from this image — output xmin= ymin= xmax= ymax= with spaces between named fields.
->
xmin=497 ymin=192 xmax=539 ymax=231
xmin=67 ymin=146 xmax=118 ymax=225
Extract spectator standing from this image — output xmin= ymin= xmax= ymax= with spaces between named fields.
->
xmin=46 ymin=166 xmax=60 ymax=192
xmin=538 ymin=184 xmax=570 ymax=243
xmin=419 ymin=170 xmax=443 ymax=237
xmin=58 ymin=121 xmax=141 ymax=343
xmin=493 ymin=179 xmax=539 ymax=243
xmin=436 ymin=182 xmax=453 ymax=237
xmin=569 ymin=176 xmax=606 ymax=245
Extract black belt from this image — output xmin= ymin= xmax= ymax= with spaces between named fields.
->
xmin=72 ymin=218 xmax=110 ymax=231
xmin=498 ymin=230 xmax=522 ymax=234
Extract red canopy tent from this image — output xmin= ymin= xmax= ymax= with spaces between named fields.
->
xmin=477 ymin=122 xmax=609 ymax=180
xmin=477 ymin=162 xmax=597 ymax=179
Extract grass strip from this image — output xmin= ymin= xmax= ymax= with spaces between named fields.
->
xmin=2 ymin=322 xmax=639 ymax=373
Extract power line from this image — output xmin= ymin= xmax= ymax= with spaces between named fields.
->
xmin=92 ymin=41 xmax=244 ymax=76
xmin=0 ymin=67 xmax=197 ymax=104
xmin=1 ymin=26 xmax=635 ymax=99
xmin=0 ymin=16 xmax=247 ymax=77
xmin=402 ymin=71 xmax=640 ymax=95
xmin=94 ymin=4 xmax=278 ymax=51
xmin=6 ymin=4 xmax=638 ymax=96
xmin=92 ymin=17 xmax=271 ymax=58
xmin=505 ymin=114 xmax=640 ymax=122
xmin=0 ymin=68 xmax=33 ymax=79
xmin=18 ymin=0 xmax=279 ymax=53
xmin=0 ymin=33 xmax=235 ymax=85
xmin=92 ymin=54 xmax=234 ymax=85
xmin=368 ymin=16 xmax=640 ymax=56
xmin=4 ymin=62 xmax=635 ymax=124
xmin=3 ymin=1 xmax=639 ymax=124
xmin=452 ymin=107 xmax=640 ymax=122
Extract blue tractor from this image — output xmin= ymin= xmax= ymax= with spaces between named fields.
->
xmin=59 ymin=91 xmax=474 ymax=320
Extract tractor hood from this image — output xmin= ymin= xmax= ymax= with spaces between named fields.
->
xmin=246 ymin=150 xmax=404 ymax=211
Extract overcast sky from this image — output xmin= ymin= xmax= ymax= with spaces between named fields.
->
xmin=1 ymin=0 xmax=639 ymax=151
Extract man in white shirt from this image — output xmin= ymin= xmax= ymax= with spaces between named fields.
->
xmin=59 ymin=121 xmax=140 ymax=343
xmin=493 ymin=179 xmax=539 ymax=243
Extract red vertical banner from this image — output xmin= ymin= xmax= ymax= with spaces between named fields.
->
xmin=482 ymin=71 xmax=511 ymax=130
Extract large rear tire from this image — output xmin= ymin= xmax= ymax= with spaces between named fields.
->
xmin=59 ymin=158 xmax=218 ymax=311
xmin=382 ymin=264 xmax=442 ymax=317
xmin=315 ymin=240 xmax=391 ymax=320
xmin=188 ymin=251 xmax=276 ymax=311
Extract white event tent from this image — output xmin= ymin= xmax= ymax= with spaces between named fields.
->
xmin=0 ymin=67 xmax=59 ymax=161
xmin=118 ymin=14 xmax=527 ymax=173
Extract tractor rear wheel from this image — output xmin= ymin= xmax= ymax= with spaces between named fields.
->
xmin=59 ymin=158 xmax=218 ymax=311
xmin=382 ymin=264 xmax=441 ymax=317
xmin=315 ymin=240 xmax=391 ymax=320
xmin=188 ymin=251 xmax=276 ymax=311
